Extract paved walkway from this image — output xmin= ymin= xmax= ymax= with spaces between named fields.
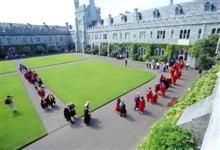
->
xmin=13 ymin=60 xmax=67 ymax=133
xmin=24 ymin=54 xmax=198 ymax=150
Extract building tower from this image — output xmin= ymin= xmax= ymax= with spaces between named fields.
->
xmin=74 ymin=0 xmax=101 ymax=53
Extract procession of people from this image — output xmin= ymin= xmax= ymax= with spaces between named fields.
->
xmin=4 ymin=57 xmax=186 ymax=127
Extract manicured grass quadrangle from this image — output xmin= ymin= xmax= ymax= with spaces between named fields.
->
xmin=0 ymin=60 xmax=16 ymax=74
xmin=23 ymin=54 xmax=85 ymax=68
xmin=0 ymin=74 xmax=46 ymax=150
xmin=37 ymin=60 xmax=155 ymax=116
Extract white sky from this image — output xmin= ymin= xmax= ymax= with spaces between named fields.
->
xmin=0 ymin=0 xmax=192 ymax=26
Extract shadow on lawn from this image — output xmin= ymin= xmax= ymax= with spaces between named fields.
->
xmin=12 ymin=111 xmax=22 ymax=117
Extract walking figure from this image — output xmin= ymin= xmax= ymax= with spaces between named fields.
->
xmin=5 ymin=96 xmax=17 ymax=112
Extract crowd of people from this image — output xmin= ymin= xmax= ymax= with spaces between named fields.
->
xmin=19 ymin=64 xmax=56 ymax=111
xmin=115 ymin=58 xmax=185 ymax=115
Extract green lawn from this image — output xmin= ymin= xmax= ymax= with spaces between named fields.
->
xmin=37 ymin=60 xmax=155 ymax=116
xmin=0 ymin=61 xmax=16 ymax=74
xmin=0 ymin=74 xmax=46 ymax=150
xmin=23 ymin=54 xmax=86 ymax=68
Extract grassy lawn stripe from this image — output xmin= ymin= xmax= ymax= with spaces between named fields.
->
xmin=0 ymin=74 xmax=46 ymax=150
xmin=23 ymin=54 xmax=86 ymax=68
xmin=37 ymin=60 xmax=155 ymax=116
xmin=0 ymin=60 xmax=16 ymax=74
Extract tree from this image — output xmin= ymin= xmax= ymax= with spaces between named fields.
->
xmin=189 ymin=34 xmax=219 ymax=69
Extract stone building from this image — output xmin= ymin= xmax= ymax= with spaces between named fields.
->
xmin=73 ymin=0 xmax=220 ymax=64
xmin=0 ymin=22 xmax=73 ymax=58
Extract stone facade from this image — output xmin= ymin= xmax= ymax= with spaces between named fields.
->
xmin=73 ymin=0 xmax=220 ymax=62
xmin=0 ymin=22 xmax=73 ymax=58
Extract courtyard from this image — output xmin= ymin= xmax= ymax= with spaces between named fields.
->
xmin=0 ymin=53 xmax=199 ymax=149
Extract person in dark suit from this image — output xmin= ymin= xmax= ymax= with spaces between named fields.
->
xmin=84 ymin=101 xmax=91 ymax=125
xmin=64 ymin=103 xmax=76 ymax=124
xmin=120 ymin=100 xmax=127 ymax=117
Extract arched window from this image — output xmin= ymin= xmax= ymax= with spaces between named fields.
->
xmin=212 ymin=28 xmax=216 ymax=34
xmin=150 ymin=31 xmax=153 ymax=38
xmin=153 ymin=9 xmax=160 ymax=18
xmin=204 ymin=2 xmax=215 ymax=12
xmin=175 ymin=5 xmax=184 ymax=15
xmin=217 ymin=28 xmax=220 ymax=33
xmin=179 ymin=30 xmax=183 ymax=39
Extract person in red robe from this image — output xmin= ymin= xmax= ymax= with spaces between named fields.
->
xmin=173 ymin=72 xmax=178 ymax=85
xmin=167 ymin=76 xmax=172 ymax=86
xmin=170 ymin=67 xmax=175 ymax=78
xmin=160 ymin=83 xmax=166 ymax=96
xmin=155 ymin=83 xmax=160 ymax=93
xmin=152 ymin=92 xmax=158 ymax=104
xmin=38 ymin=87 xmax=45 ymax=99
xmin=138 ymin=96 xmax=146 ymax=113
xmin=160 ymin=74 xmax=166 ymax=83
xmin=146 ymin=87 xmax=153 ymax=101
xmin=115 ymin=98 xmax=121 ymax=112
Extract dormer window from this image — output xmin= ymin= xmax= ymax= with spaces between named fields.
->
xmin=204 ymin=2 xmax=215 ymax=12
xmin=121 ymin=15 xmax=128 ymax=23
xmin=175 ymin=5 xmax=184 ymax=15
xmin=99 ymin=19 xmax=104 ymax=25
xmin=138 ymin=12 xmax=142 ymax=20
xmin=153 ymin=9 xmax=160 ymax=18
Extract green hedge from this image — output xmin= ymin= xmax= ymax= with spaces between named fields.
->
xmin=99 ymin=42 xmax=190 ymax=61
xmin=138 ymin=64 xmax=220 ymax=150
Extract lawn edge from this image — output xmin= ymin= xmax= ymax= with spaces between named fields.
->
xmin=26 ymin=59 xmax=87 ymax=70
xmin=17 ymin=133 xmax=48 ymax=150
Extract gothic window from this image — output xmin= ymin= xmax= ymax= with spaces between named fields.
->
xmin=95 ymin=34 xmax=98 ymax=39
xmin=211 ymin=28 xmax=216 ymax=34
xmin=157 ymin=31 xmax=160 ymax=39
xmin=7 ymin=37 xmax=11 ymax=44
xmin=60 ymin=37 xmax=63 ymax=42
xmin=183 ymin=30 xmax=187 ymax=39
xmin=217 ymin=28 xmax=220 ymax=33
xmin=23 ymin=37 xmax=27 ymax=43
xmin=163 ymin=31 xmax=166 ymax=39
xmin=198 ymin=29 xmax=202 ymax=39
xmin=113 ymin=33 xmax=118 ymax=40
xmin=120 ymin=33 xmax=123 ymax=39
xmin=179 ymin=30 xmax=183 ymax=39
xmin=175 ymin=5 xmax=184 ymax=15
xmin=37 ymin=37 xmax=41 ymax=42
xmin=204 ymin=2 xmax=215 ymax=12
xmin=153 ymin=9 xmax=160 ymax=18
xmin=125 ymin=32 xmax=130 ymax=40
xmin=49 ymin=37 xmax=52 ymax=41
xmin=103 ymin=34 xmax=107 ymax=39
xmin=150 ymin=31 xmax=153 ymax=38
xmin=187 ymin=29 xmax=191 ymax=39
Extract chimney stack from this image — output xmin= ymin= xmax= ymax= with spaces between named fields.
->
xmin=170 ymin=0 xmax=174 ymax=5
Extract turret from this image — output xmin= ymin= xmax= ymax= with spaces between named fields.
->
xmin=74 ymin=0 xmax=79 ymax=9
